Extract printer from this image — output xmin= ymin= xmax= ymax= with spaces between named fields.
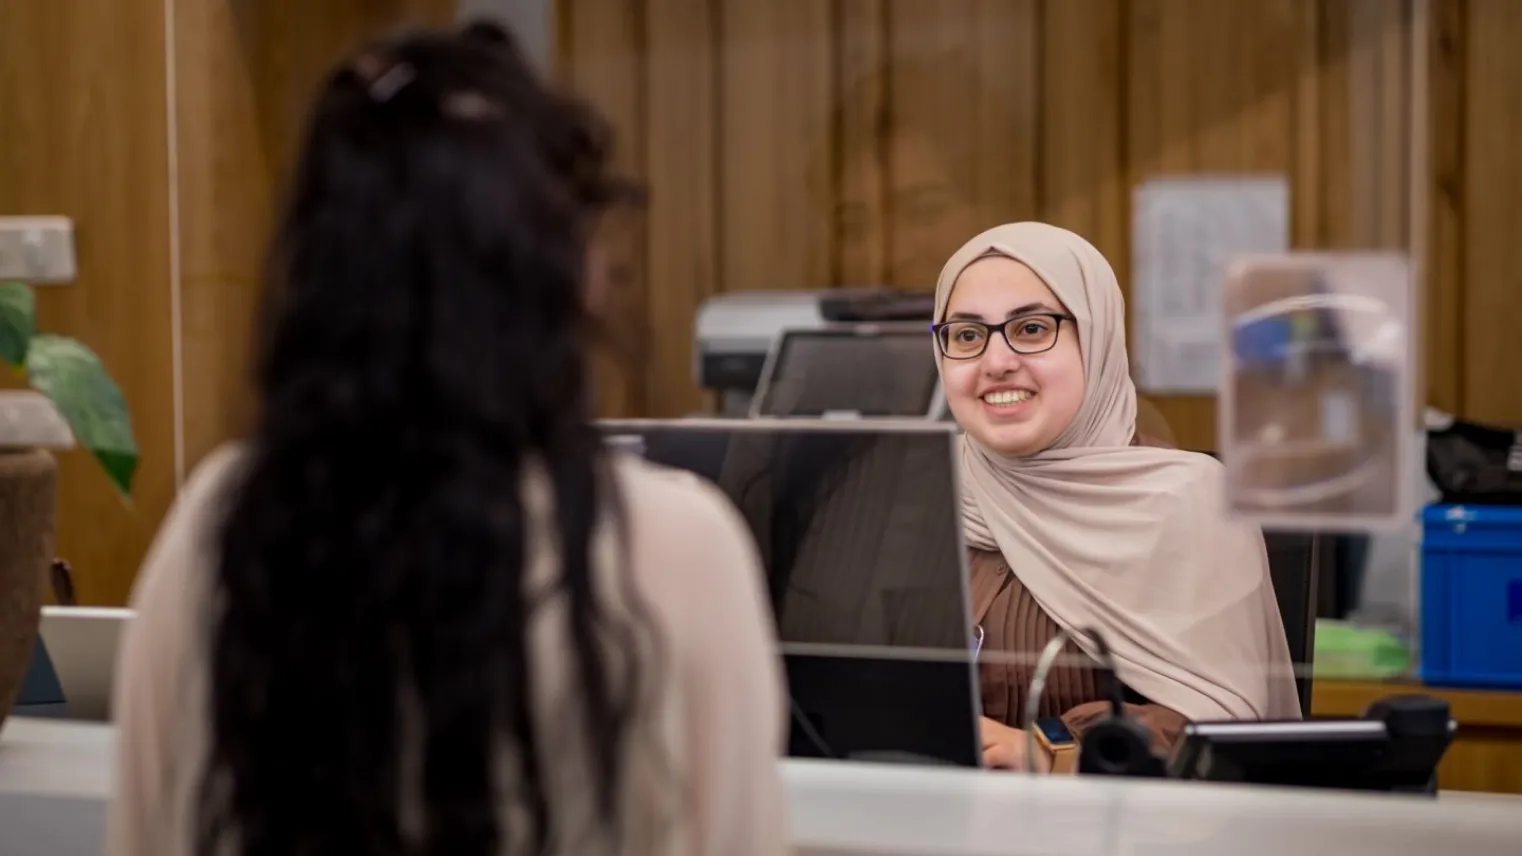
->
xmin=693 ymin=288 xmax=935 ymax=415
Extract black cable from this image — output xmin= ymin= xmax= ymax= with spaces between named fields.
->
xmin=790 ymin=695 xmax=837 ymax=760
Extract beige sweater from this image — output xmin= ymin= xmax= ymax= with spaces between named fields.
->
xmin=108 ymin=445 xmax=789 ymax=855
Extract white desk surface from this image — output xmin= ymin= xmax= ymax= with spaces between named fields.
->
xmin=783 ymin=759 xmax=1522 ymax=855
xmin=0 ymin=717 xmax=114 ymax=798
xmin=5 ymin=717 xmax=1521 ymax=856
xmin=0 ymin=717 xmax=114 ymax=856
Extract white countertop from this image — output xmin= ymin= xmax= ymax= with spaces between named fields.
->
xmin=5 ymin=717 xmax=1521 ymax=856
xmin=0 ymin=718 xmax=114 ymax=856
xmin=783 ymin=758 xmax=1522 ymax=855
xmin=0 ymin=717 xmax=113 ymax=799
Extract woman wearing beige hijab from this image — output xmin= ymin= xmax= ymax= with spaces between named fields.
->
xmin=931 ymin=222 xmax=1301 ymax=771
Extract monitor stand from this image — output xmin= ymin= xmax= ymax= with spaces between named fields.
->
xmin=11 ymin=638 xmax=69 ymax=719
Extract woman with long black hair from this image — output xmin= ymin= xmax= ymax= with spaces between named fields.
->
xmin=109 ymin=22 xmax=784 ymax=856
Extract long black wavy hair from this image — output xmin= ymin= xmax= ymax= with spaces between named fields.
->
xmin=199 ymin=22 xmax=650 ymax=856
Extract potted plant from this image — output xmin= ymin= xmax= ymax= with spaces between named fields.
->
xmin=0 ymin=279 xmax=137 ymax=726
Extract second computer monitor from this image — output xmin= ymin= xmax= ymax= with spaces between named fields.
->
xmin=751 ymin=327 xmax=943 ymax=419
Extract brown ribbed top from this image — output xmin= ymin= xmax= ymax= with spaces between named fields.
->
xmin=968 ymin=548 xmax=1186 ymax=756
xmin=969 ymin=548 xmax=1103 ymax=722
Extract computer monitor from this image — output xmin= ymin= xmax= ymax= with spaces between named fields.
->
xmin=751 ymin=327 xmax=944 ymax=419
xmin=1168 ymin=695 xmax=1455 ymax=794
xmin=600 ymin=419 xmax=982 ymax=767
xmin=35 ymin=606 xmax=132 ymax=722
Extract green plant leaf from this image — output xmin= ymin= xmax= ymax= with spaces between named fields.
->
xmin=0 ymin=281 xmax=34 ymax=368
xmin=25 ymin=334 xmax=139 ymax=497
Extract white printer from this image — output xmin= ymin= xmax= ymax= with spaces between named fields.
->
xmin=692 ymin=288 xmax=935 ymax=415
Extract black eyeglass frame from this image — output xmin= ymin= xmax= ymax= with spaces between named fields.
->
xmin=930 ymin=313 xmax=1075 ymax=360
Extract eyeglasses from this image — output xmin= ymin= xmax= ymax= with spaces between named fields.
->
xmin=932 ymin=313 xmax=1074 ymax=360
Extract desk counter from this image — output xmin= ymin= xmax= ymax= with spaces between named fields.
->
xmin=5 ymin=718 xmax=1520 ymax=856
xmin=1313 ymin=679 xmax=1522 ymax=794
xmin=0 ymin=718 xmax=112 ymax=856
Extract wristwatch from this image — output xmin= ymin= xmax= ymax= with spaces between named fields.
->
xmin=1033 ymin=717 xmax=1078 ymax=774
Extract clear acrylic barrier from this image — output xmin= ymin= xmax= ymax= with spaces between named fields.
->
xmin=1219 ymin=253 xmax=1416 ymax=533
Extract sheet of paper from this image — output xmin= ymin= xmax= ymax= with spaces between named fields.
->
xmin=1131 ymin=176 xmax=1290 ymax=394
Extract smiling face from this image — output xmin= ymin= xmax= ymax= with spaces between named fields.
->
xmin=939 ymin=256 xmax=1086 ymax=457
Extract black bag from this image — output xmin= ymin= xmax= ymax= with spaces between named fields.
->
xmin=1425 ymin=418 xmax=1522 ymax=506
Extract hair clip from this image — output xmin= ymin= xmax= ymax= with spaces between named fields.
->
xmin=367 ymin=61 xmax=416 ymax=103
xmin=442 ymin=91 xmax=500 ymax=120
xmin=353 ymin=53 xmax=416 ymax=103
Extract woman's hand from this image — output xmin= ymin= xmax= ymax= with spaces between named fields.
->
xmin=980 ymin=716 xmax=1051 ymax=772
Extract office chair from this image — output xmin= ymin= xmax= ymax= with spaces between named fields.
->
xmin=1261 ymin=531 xmax=1325 ymax=714
xmin=1196 ymin=450 xmax=1322 ymax=713
xmin=1315 ymin=534 xmax=1371 ymax=620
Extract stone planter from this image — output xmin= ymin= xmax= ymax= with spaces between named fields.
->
xmin=0 ymin=447 xmax=57 ymax=728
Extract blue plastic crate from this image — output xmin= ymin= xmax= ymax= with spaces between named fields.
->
xmin=1420 ymin=504 xmax=1522 ymax=690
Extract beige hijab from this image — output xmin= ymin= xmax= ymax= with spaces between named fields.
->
xmin=936 ymin=222 xmax=1301 ymax=721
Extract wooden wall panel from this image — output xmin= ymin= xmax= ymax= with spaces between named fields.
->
xmin=176 ymin=0 xmax=459 ymax=473
xmin=557 ymin=0 xmax=1383 ymax=440
xmin=1426 ymin=0 xmax=1464 ymax=418
xmin=642 ymin=0 xmax=719 ymax=417
xmin=0 ymin=0 xmax=177 ymax=606
xmin=1346 ymin=0 xmax=1414 ymax=250
xmin=968 ymin=2 xmax=1040 ymax=235
xmin=17 ymin=0 xmax=1517 ymax=600
xmin=880 ymin=0 xmax=1037 ymax=289
xmin=1126 ymin=0 xmax=1317 ymax=450
xmin=562 ymin=0 xmax=649 ymax=418
xmin=833 ymin=0 xmax=888 ymax=286
xmin=3 ymin=0 xmax=459 ymax=604
xmin=1460 ymin=0 xmax=1522 ymax=426
xmin=718 ymin=0 xmax=834 ymax=294
xmin=175 ymin=0 xmax=274 ymax=474
xmin=560 ymin=0 xmax=1522 ymax=450
xmin=1042 ymin=0 xmax=1125 ymax=326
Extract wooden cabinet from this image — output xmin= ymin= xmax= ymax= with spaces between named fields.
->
xmin=1312 ymin=679 xmax=1522 ymax=794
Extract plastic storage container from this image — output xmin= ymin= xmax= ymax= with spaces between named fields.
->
xmin=1420 ymin=504 xmax=1522 ymax=689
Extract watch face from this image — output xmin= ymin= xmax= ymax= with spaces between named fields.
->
xmin=1036 ymin=717 xmax=1075 ymax=747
